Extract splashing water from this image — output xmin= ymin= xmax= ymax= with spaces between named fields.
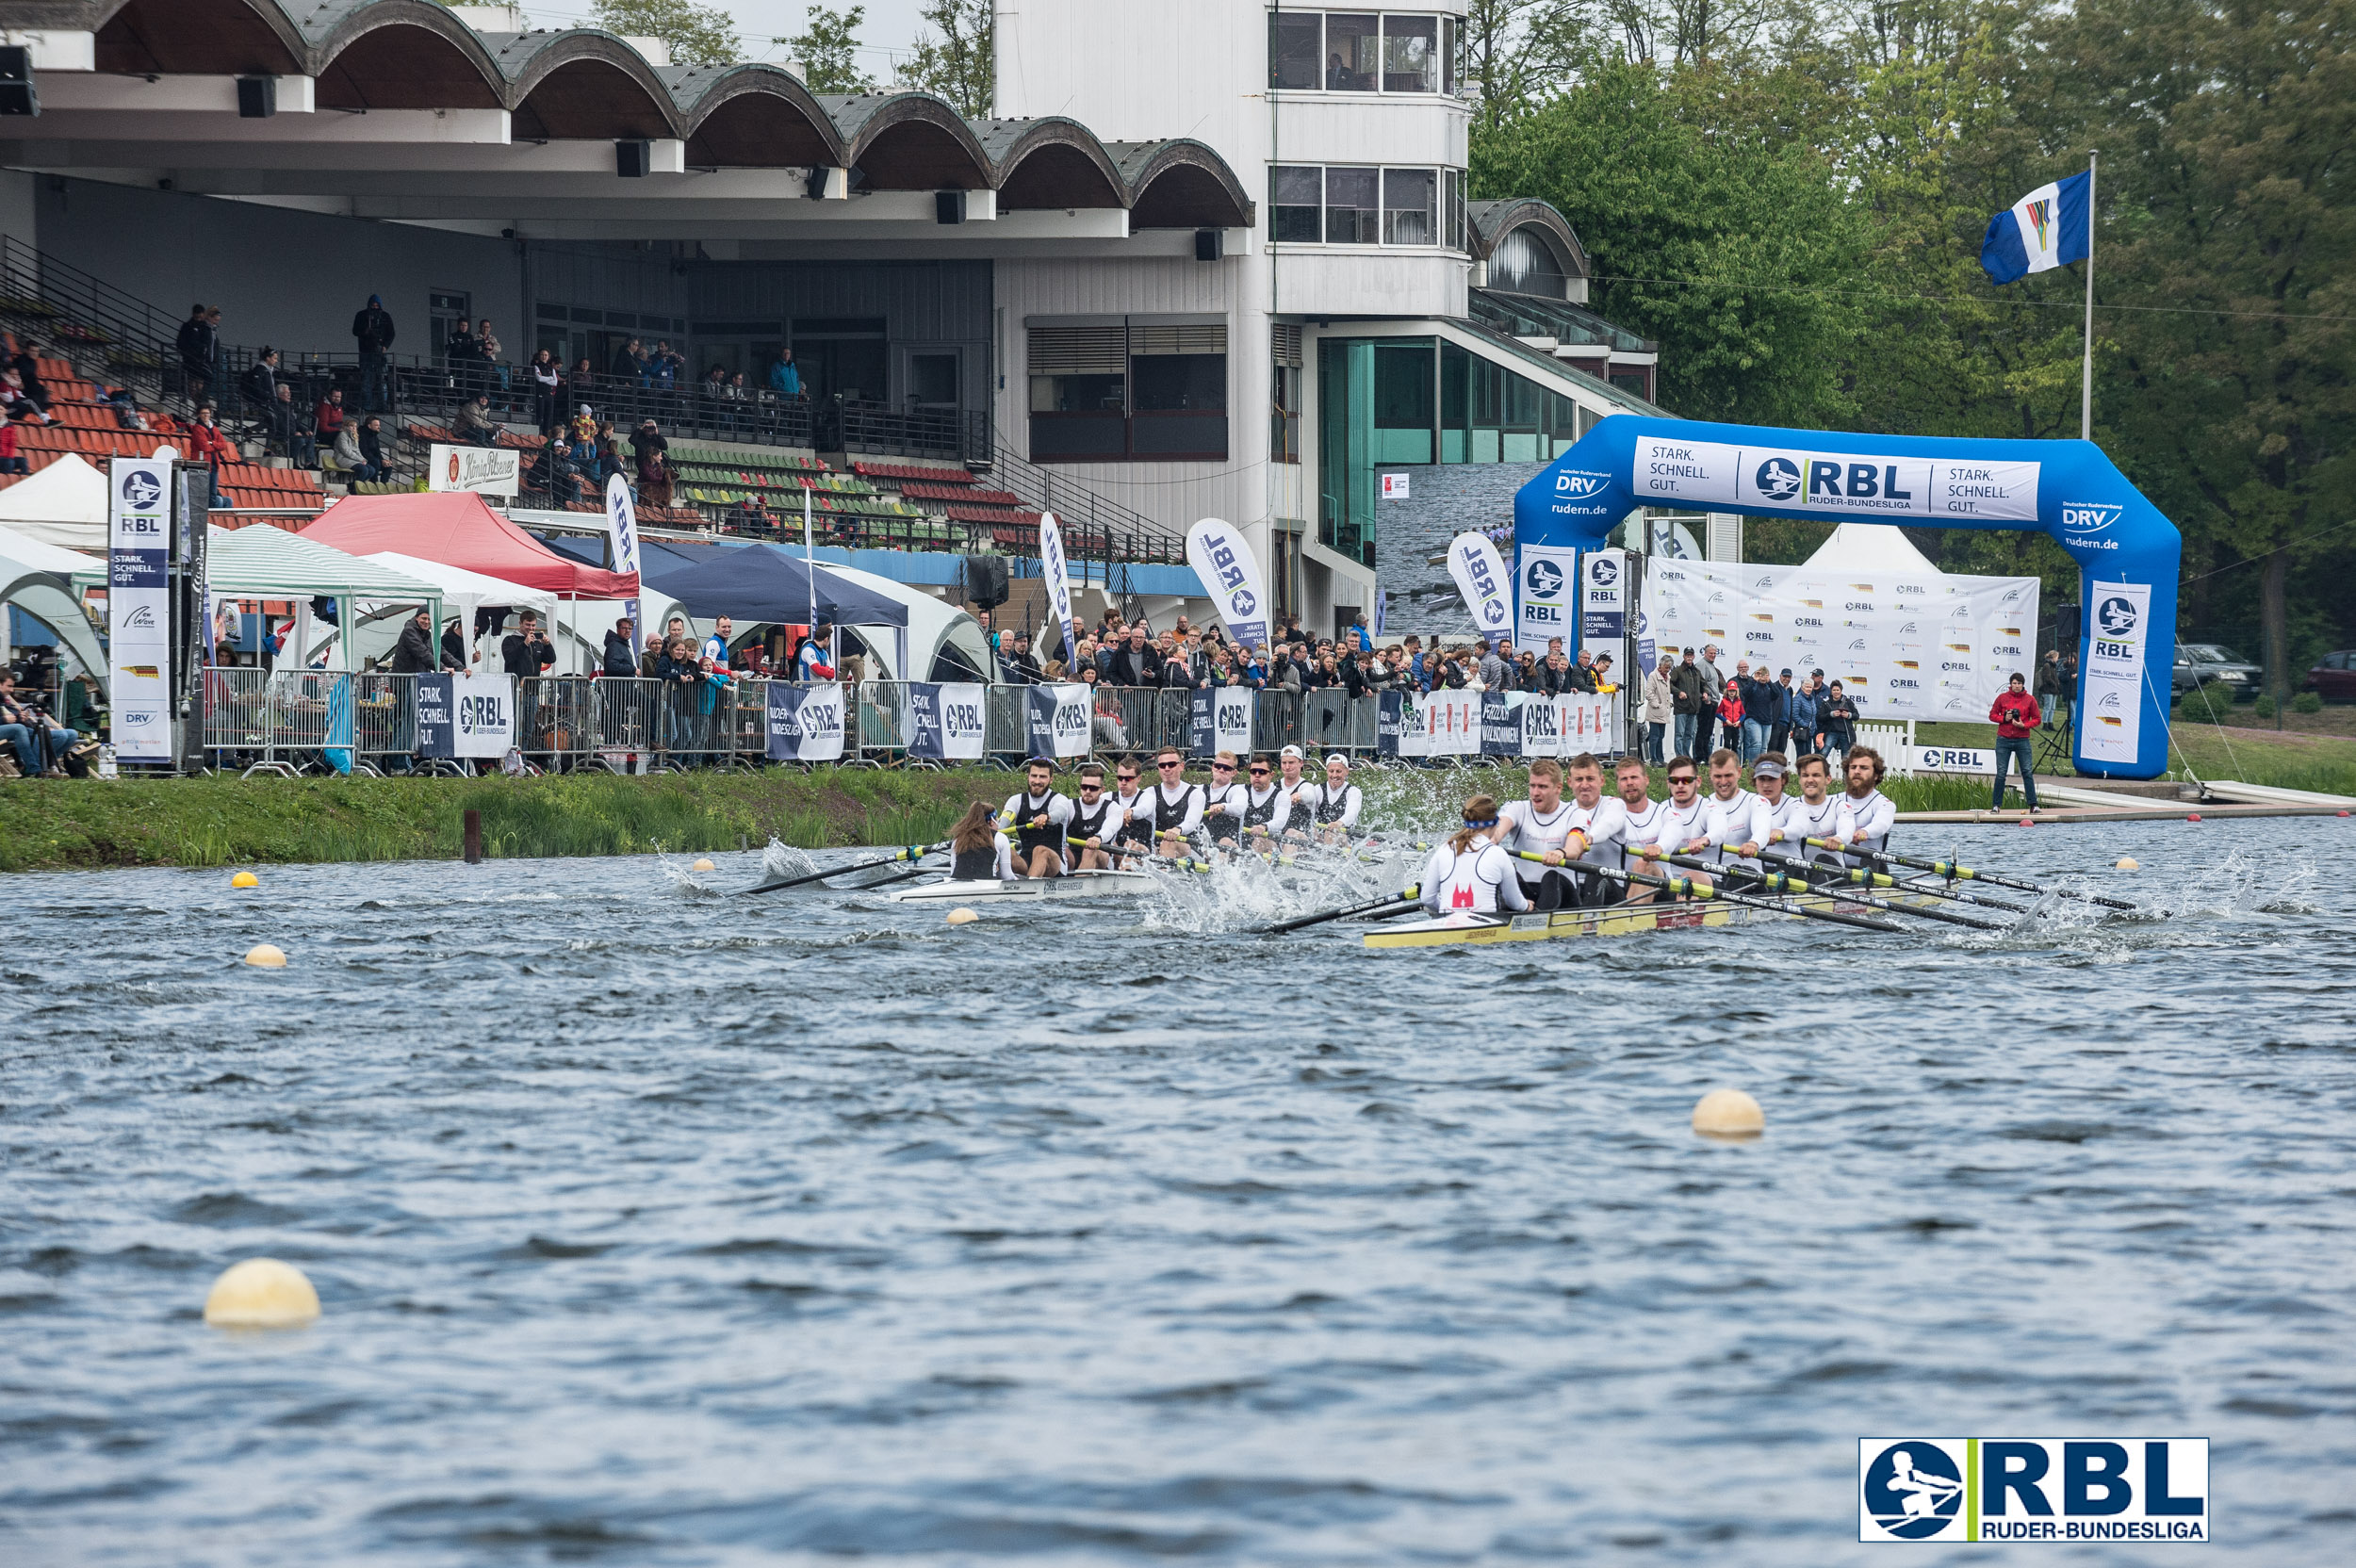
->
xmin=761 ymin=836 xmax=819 ymax=880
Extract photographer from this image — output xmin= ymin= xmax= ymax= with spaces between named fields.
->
xmin=499 ymin=611 xmax=557 ymax=680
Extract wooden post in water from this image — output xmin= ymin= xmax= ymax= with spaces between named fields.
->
xmin=463 ymin=808 xmax=483 ymax=865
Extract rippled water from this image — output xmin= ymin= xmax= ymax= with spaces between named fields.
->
xmin=3 ymin=816 xmax=2351 ymax=1564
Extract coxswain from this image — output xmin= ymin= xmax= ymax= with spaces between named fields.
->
xmin=1493 ymin=758 xmax=1579 ymax=908
xmin=1108 ymin=757 xmax=1156 ymax=864
xmin=1147 ymin=746 xmax=1203 ymax=858
xmin=1239 ymin=753 xmax=1296 ymax=850
xmin=1555 ymin=752 xmax=1629 ymax=906
xmin=1306 ymin=753 xmax=1363 ymax=844
xmin=1841 ymin=744 xmax=1896 ymax=854
xmin=1000 ymin=758 xmax=1072 ymax=878
xmin=1199 ymin=751 xmax=1247 ymax=850
xmin=1417 ymin=794 xmax=1531 ymax=915
xmin=1686 ymin=746 xmax=1765 ymax=872
xmin=1630 ymin=755 xmax=1710 ymax=893
xmin=1274 ymin=745 xmax=1315 ymax=840
xmin=945 ymin=800 xmax=1014 ymax=882
xmin=1765 ymin=753 xmax=1853 ymax=865
xmin=1066 ymin=760 xmax=1128 ymax=871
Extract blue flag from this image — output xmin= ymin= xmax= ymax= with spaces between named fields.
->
xmin=1981 ymin=169 xmax=2090 ymax=285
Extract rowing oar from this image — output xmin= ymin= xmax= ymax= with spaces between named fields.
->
xmin=1802 ymin=837 xmax=2141 ymax=912
xmin=1756 ymin=848 xmax=2030 ymax=916
xmin=1259 ymin=884 xmax=1423 ymax=935
xmin=1653 ymin=852 xmax=2008 ymax=932
xmin=741 ymin=841 xmax=945 ymax=895
xmin=1506 ymin=851 xmax=1907 ymax=934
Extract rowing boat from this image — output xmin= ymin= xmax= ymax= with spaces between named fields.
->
xmin=886 ymin=870 xmax=1161 ymax=903
xmin=1364 ymin=889 xmax=1958 ymax=948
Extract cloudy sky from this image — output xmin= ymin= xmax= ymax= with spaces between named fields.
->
xmin=516 ymin=3 xmax=942 ymax=76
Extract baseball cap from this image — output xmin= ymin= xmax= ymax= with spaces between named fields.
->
xmin=1752 ymin=755 xmax=1788 ymax=778
xmin=1280 ymin=744 xmax=1303 ymax=760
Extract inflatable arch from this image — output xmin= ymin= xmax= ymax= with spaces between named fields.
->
xmin=1513 ymin=416 xmax=2181 ymax=779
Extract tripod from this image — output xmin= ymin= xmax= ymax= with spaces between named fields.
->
xmin=2033 ymin=697 xmax=2074 ymax=776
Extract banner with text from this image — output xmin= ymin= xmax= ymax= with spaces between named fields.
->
xmin=1025 ymin=682 xmax=1091 ymax=760
xmin=1186 ymin=517 xmax=1271 ymax=653
xmin=429 ymin=443 xmax=521 ymax=498
xmin=906 ymin=681 xmax=986 ymax=761
xmin=1632 ymin=433 xmax=2040 ymax=522
xmin=1447 ymin=531 xmax=1514 ymax=644
xmin=106 ymin=457 xmax=174 ymax=760
xmin=2081 ymin=580 xmax=2151 ymax=765
xmin=1514 ymin=543 xmax=1580 ymax=650
xmin=414 ymin=672 xmax=516 ymax=759
xmin=767 ymin=680 xmax=845 ymax=762
xmin=1039 ymin=511 xmax=1078 ymax=670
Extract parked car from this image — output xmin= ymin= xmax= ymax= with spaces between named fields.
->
xmin=2171 ymin=643 xmax=2264 ymax=696
xmin=2306 ymin=650 xmax=2356 ymax=702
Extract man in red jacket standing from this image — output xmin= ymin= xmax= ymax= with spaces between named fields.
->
xmin=1988 ymin=670 xmax=2042 ymax=811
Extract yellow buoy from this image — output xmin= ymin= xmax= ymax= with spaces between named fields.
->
xmin=231 ymin=871 xmax=259 ymax=890
xmin=691 ymin=858 xmax=715 ymax=873
xmin=2116 ymin=856 xmax=2140 ymax=871
xmin=1692 ymin=1087 xmax=1764 ymax=1140
xmin=203 ymin=1258 xmax=319 ymax=1329
xmin=244 ymin=943 xmax=286 ymax=969
xmin=946 ymin=907 xmax=979 ymax=925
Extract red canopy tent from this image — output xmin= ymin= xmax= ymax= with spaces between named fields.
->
xmin=300 ymin=492 xmax=638 ymax=599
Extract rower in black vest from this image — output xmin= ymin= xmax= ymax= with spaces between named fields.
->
xmin=1148 ymin=748 xmax=1204 ymax=858
xmin=1239 ymin=753 xmax=1292 ymax=850
xmin=1000 ymin=759 xmax=1073 ymax=877
xmin=945 ymin=800 xmax=1012 ymax=881
xmin=1067 ymin=761 xmax=1126 ymax=870
xmin=1200 ymin=751 xmax=1247 ymax=848
xmin=1274 ymin=746 xmax=1315 ymax=838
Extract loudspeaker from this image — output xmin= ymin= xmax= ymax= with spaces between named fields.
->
xmin=963 ymin=553 xmax=1009 ymax=611
xmin=0 ymin=46 xmax=37 ymax=117
xmin=935 ymin=190 xmax=966 ymax=225
xmin=1194 ymin=228 xmax=1222 ymax=262
xmin=237 ymin=76 xmax=276 ymax=118
xmin=615 ymin=139 xmax=652 ymax=178
xmin=2054 ymin=602 xmax=2082 ymax=649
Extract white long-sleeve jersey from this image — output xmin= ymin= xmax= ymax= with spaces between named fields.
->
xmin=1418 ymin=841 xmax=1531 ymax=914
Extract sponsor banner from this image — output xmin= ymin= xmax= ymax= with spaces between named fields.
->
xmin=905 ymin=683 xmax=944 ymax=760
xmin=766 ymin=680 xmax=845 ymax=762
xmin=1025 ymin=682 xmax=1090 ymax=760
xmin=1633 ymin=434 xmax=2040 ymax=523
xmin=1186 ymin=517 xmax=1271 ymax=653
xmin=1377 ymin=689 xmax=1404 ymax=757
xmin=414 ymin=673 xmax=516 ymax=759
xmin=1039 ymin=511 xmax=1078 ymax=670
xmin=908 ymin=681 xmax=985 ymax=761
xmin=2082 ymin=580 xmax=2151 ymax=765
xmin=1447 ymin=531 xmax=1514 ymax=643
xmin=107 ymin=457 xmax=174 ymax=760
xmin=1859 ymin=1437 xmax=2207 ymax=1544
xmin=1518 ymin=692 xmax=1562 ymax=758
xmin=1213 ymin=687 xmax=1253 ymax=757
xmin=429 ymin=443 xmax=521 ymax=498
xmin=1481 ymin=690 xmax=1519 ymax=757
xmin=605 ymin=472 xmax=642 ymax=626
xmin=1904 ymin=743 xmax=1996 ymax=776
xmin=1581 ymin=547 xmax=1628 ymax=642
xmin=1188 ymin=688 xmax=1216 ymax=758
xmin=1424 ymin=690 xmax=1481 ymax=756
xmin=1514 ymin=543 xmax=1580 ymax=650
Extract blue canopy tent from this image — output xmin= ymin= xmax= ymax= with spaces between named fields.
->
xmin=641 ymin=543 xmax=908 ymax=629
xmin=1513 ymin=416 xmax=2181 ymax=778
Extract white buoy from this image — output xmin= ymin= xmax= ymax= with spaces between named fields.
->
xmin=1692 ymin=1087 xmax=1763 ymax=1139
xmin=2116 ymin=856 xmax=2140 ymax=871
xmin=203 ymin=1258 xmax=319 ymax=1329
xmin=691 ymin=858 xmax=715 ymax=873
xmin=231 ymin=871 xmax=259 ymax=889
xmin=946 ymin=907 xmax=979 ymax=925
xmin=244 ymin=943 xmax=286 ymax=969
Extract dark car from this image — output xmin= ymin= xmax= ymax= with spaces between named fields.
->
xmin=2171 ymin=643 xmax=2264 ymax=697
xmin=2306 ymin=650 xmax=2356 ymax=702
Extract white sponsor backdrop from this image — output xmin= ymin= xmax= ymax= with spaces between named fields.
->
xmin=429 ymin=443 xmax=521 ymax=498
xmin=1513 ymin=543 xmax=1579 ymax=650
xmin=2082 ymin=580 xmax=2151 ymax=766
xmin=1390 ymin=692 xmax=1613 ymax=759
xmin=1644 ymin=558 xmax=2037 ymax=723
xmin=450 ymin=673 xmax=515 ymax=758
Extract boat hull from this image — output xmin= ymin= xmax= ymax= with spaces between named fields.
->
xmin=1364 ymin=890 xmax=1949 ymax=948
xmin=887 ymin=871 xmax=1160 ymax=903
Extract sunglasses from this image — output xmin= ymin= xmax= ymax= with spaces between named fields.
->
xmin=1117 ymin=773 xmax=1137 ymax=782
xmin=1212 ymin=763 xmax=1234 ymax=772
xmin=1668 ymin=775 xmax=1697 ymax=786
xmin=1080 ymin=782 xmax=1103 ymax=791
xmin=1158 ymin=760 xmax=1183 ymax=768
xmin=1249 ymin=766 xmax=1270 ymax=776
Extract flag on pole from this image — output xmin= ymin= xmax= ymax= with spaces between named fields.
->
xmin=1980 ymin=169 xmax=2091 ymax=284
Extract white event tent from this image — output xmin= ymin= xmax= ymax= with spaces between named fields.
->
xmin=0 ymin=454 xmax=109 ymax=550
xmin=361 ymin=551 xmax=557 ymax=672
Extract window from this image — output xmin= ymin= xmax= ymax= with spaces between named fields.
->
xmin=1271 ymin=165 xmax=1323 ymax=243
xmin=1269 ymin=12 xmax=1321 ymax=90
xmin=1028 ymin=325 xmax=1126 ymax=416
xmin=1383 ymin=14 xmax=1437 ymax=92
xmin=1324 ymin=13 xmax=1379 ymax=90
xmin=1490 ymin=226 xmax=1570 ymax=298
xmin=1028 ymin=320 xmax=1228 ymax=463
xmin=1269 ymin=163 xmax=1463 ymax=249
xmin=1442 ymin=15 xmax=1457 ymax=92
xmin=1383 ymin=168 xmax=1435 ymax=245
xmin=1272 ymin=323 xmax=1303 ymax=465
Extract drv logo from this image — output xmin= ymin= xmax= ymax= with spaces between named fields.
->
xmin=1553 ymin=470 xmax=1611 ymax=499
xmin=2062 ymin=502 xmax=2123 ymax=533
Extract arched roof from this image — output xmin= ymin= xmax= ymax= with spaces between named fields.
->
xmin=1468 ymin=198 xmax=1590 ymax=278
xmin=671 ymin=66 xmax=844 ymax=169
xmin=983 ymin=120 xmax=1125 ymax=210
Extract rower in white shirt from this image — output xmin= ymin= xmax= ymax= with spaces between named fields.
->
xmin=1492 ymin=758 xmax=1580 ymax=908
xmin=1629 ymin=754 xmax=1710 ymax=896
xmin=1769 ymin=753 xmax=1855 ymax=867
xmin=1612 ymin=755 xmax=1669 ymax=893
xmin=1686 ymin=747 xmax=1767 ymax=872
xmin=1554 ymin=752 xmax=1630 ymax=906
xmin=1304 ymin=753 xmax=1364 ymax=844
xmin=1840 ymin=744 xmax=1898 ymax=855
xmin=1418 ymin=792 xmax=1531 ymax=916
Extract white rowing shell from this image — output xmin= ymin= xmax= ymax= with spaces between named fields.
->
xmin=885 ymin=870 xmax=1161 ymax=903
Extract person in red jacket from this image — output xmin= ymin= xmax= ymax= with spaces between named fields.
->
xmin=1988 ymin=670 xmax=2042 ymax=811
xmin=0 ymin=409 xmax=25 ymax=475
xmin=184 ymin=406 xmax=237 ymax=465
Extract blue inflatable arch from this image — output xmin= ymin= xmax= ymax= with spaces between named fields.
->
xmin=1513 ymin=416 xmax=2181 ymax=779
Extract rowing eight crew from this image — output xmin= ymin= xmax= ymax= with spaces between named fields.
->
xmin=1417 ymin=745 xmax=1897 ymax=914
xmin=944 ymin=743 xmax=1371 ymax=880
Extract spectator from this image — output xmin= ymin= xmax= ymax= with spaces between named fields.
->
xmin=0 ymin=410 xmax=23 ymax=476
xmin=390 ymin=607 xmax=437 ymax=674
xmin=570 ymin=357 xmax=597 ymax=402
xmin=570 ymin=404 xmax=598 ymax=447
xmin=177 ymin=302 xmax=217 ymax=405
xmin=476 ymin=318 xmax=506 ymax=402
xmin=331 ymin=416 xmax=370 ymax=482
xmin=1003 ymin=633 xmax=1044 ymax=684
xmin=769 ymin=348 xmax=801 ymax=399
xmin=267 ymin=383 xmax=317 ymax=466
xmin=794 ymin=622 xmax=837 ymax=682
xmin=647 ymin=342 xmax=681 ymax=391
xmin=1347 ymin=608 xmax=1371 ymax=651
xmin=315 ymin=386 xmax=347 ymax=443
xmin=1989 ymin=671 xmax=2042 ymax=810
xmin=355 ymin=415 xmax=389 ymax=482
xmin=454 ymin=392 xmax=499 ymax=449
xmin=106 ymin=388 xmax=151 ymax=432
xmin=9 ymin=340 xmax=53 ymax=416
xmin=1775 ymin=669 xmax=1807 ymax=756
xmin=500 ymin=611 xmax=556 ymax=679
xmin=1479 ymin=638 xmax=1512 ymax=691
xmin=0 ymin=368 xmax=41 ymax=427
xmin=1669 ymin=646 xmax=1703 ymax=757
xmin=185 ymin=404 xmax=236 ymax=465
xmin=588 ymin=420 xmax=622 ymax=484
xmin=1819 ymin=679 xmax=1858 ymax=756
xmin=639 ymin=630 xmax=664 ymax=679
xmin=1642 ymin=652 xmax=1675 ymax=763
xmin=238 ymin=348 xmax=281 ymax=416
xmin=1693 ymin=643 xmax=1726 ymax=760
xmin=0 ymin=673 xmax=73 ymax=776
xmin=352 ymin=293 xmax=397 ymax=411
xmin=1092 ymin=687 xmax=1129 ymax=748
xmin=2036 ymin=648 xmax=2067 ymax=728
xmin=531 ymin=430 xmax=579 ymax=506
xmin=611 ymin=336 xmax=646 ymax=385
xmin=529 ymin=350 xmax=563 ymax=430
xmin=441 ymin=616 xmax=470 ymax=670
xmin=446 ymin=318 xmax=480 ymax=398
xmin=602 ymin=615 xmax=638 ymax=677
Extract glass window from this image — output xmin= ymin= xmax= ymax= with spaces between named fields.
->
xmin=1323 ymin=13 xmax=1378 ymax=90
xmin=1268 ymin=12 xmax=1320 ymax=90
xmin=1383 ymin=168 xmax=1435 ymax=246
xmin=1442 ymin=16 xmax=1458 ymax=93
xmin=1325 ymin=167 xmax=1380 ymax=243
xmin=1383 ymin=15 xmax=1438 ymax=92
xmin=1492 ymin=227 xmax=1569 ymax=297
xmin=1271 ymin=165 xmax=1322 ymax=243
xmin=1030 ymin=372 xmax=1124 ymax=414
xmin=1444 ymin=169 xmax=1466 ymax=252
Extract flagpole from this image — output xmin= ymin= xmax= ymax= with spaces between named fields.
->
xmin=2081 ymin=149 xmax=2097 ymax=442
xmin=803 ymin=483 xmax=816 ymax=679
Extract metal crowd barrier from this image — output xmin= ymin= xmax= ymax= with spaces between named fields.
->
xmin=352 ymin=673 xmax=417 ymax=770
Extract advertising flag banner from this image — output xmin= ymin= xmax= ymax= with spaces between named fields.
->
xmin=1581 ymin=547 xmax=1628 ymax=642
xmin=1514 ymin=543 xmax=1579 ymax=650
xmin=1377 ymin=690 xmax=1403 ymax=757
xmin=605 ymin=472 xmax=642 ymax=626
xmin=429 ymin=443 xmax=521 ymax=498
xmin=767 ymin=680 xmax=844 ymax=762
xmin=1214 ymin=687 xmax=1253 ymax=756
xmin=1186 ymin=517 xmax=1271 ymax=653
xmin=906 ymin=682 xmax=944 ymax=760
xmin=1025 ymin=682 xmax=1090 ymax=760
xmin=2082 ymin=580 xmax=2151 ymax=764
xmin=106 ymin=457 xmax=174 ymax=760
xmin=1039 ymin=511 xmax=1079 ymax=671
xmin=1447 ymin=531 xmax=1514 ymax=643
xmin=1188 ymin=689 xmax=1215 ymax=759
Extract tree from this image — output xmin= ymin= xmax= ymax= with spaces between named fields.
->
xmin=1459 ymin=1 xmax=1592 ymax=138
xmin=899 ymin=0 xmax=994 ymax=116
xmin=589 ymin=0 xmax=739 ymax=67
xmin=783 ymin=5 xmax=876 ymax=95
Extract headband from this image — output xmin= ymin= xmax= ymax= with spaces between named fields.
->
xmin=1462 ymin=815 xmax=1499 ymax=829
